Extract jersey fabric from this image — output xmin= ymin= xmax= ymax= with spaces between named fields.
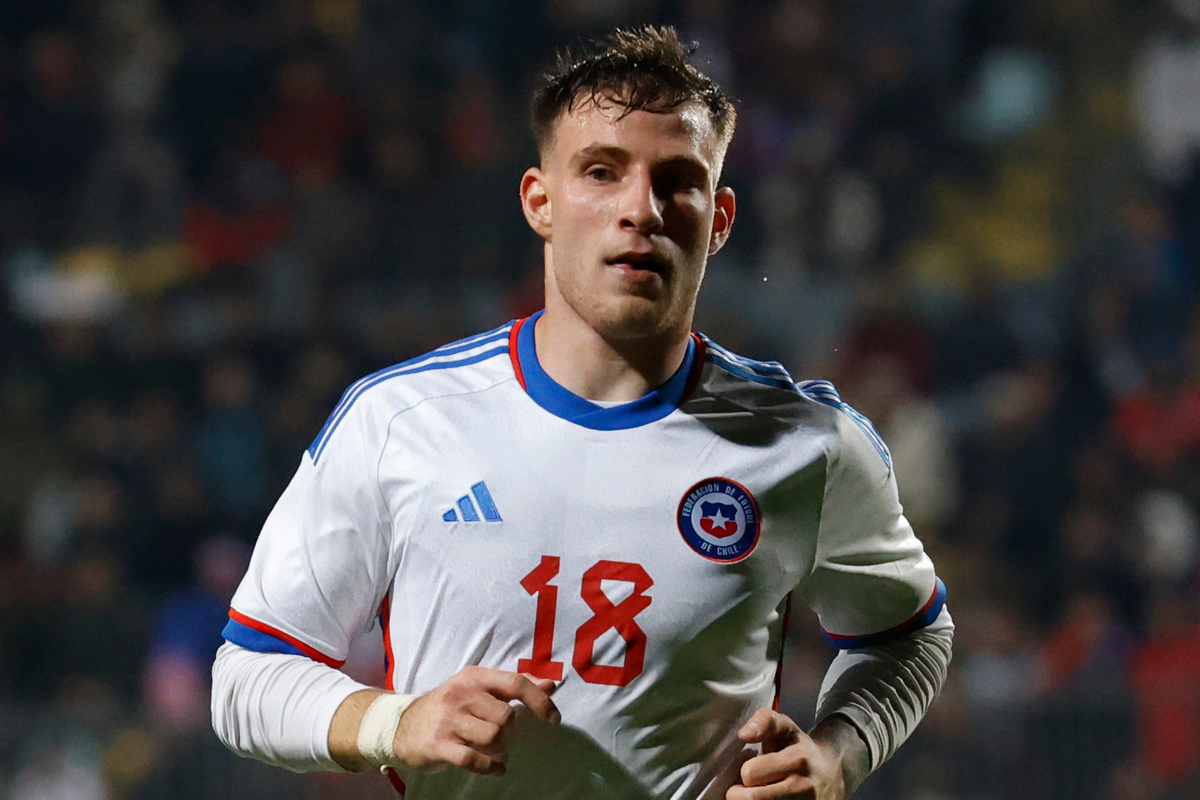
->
xmin=223 ymin=311 xmax=946 ymax=800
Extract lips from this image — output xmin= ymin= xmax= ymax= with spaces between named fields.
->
xmin=605 ymin=250 xmax=669 ymax=275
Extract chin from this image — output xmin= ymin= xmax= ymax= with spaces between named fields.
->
xmin=590 ymin=298 xmax=684 ymax=341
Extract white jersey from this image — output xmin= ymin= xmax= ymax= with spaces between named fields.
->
xmin=224 ymin=311 xmax=946 ymax=800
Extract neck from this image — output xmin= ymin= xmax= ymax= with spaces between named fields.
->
xmin=534 ymin=302 xmax=692 ymax=403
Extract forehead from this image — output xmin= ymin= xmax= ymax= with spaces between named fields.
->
xmin=546 ymin=98 xmax=721 ymax=170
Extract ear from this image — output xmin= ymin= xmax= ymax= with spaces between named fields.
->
xmin=520 ymin=168 xmax=552 ymax=240
xmin=708 ymin=186 xmax=736 ymax=256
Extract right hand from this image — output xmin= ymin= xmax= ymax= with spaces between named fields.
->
xmin=393 ymin=666 xmax=561 ymax=777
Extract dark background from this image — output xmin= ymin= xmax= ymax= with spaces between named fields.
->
xmin=1 ymin=0 xmax=1198 ymax=798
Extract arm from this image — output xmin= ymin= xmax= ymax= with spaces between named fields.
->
xmin=211 ymin=642 xmax=369 ymax=772
xmin=212 ymin=642 xmax=560 ymax=776
xmin=814 ymin=608 xmax=953 ymax=774
xmin=729 ymin=389 xmax=953 ymax=798
xmin=728 ymin=612 xmax=952 ymax=799
xmin=328 ymin=667 xmax=560 ymax=775
xmin=212 ymin=388 xmax=393 ymax=770
xmin=211 ymin=394 xmax=561 ymax=778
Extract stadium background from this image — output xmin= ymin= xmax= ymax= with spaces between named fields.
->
xmin=0 ymin=0 xmax=1198 ymax=798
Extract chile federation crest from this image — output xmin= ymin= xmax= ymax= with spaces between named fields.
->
xmin=678 ymin=478 xmax=760 ymax=562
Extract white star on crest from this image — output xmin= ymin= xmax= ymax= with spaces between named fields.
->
xmin=707 ymin=507 xmax=732 ymax=528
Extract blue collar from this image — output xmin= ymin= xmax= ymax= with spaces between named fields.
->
xmin=512 ymin=310 xmax=700 ymax=430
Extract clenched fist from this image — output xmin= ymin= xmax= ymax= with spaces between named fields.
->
xmin=727 ymin=709 xmax=851 ymax=800
xmin=393 ymin=666 xmax=561 ymax=776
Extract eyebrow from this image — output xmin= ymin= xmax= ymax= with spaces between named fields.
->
xmin=570 ymin=144 xmax=631 ymax=166
xmin=656 ymin=155 xmax=711 ymax=179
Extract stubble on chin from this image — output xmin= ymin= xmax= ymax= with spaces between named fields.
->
xmin=551 ymin=252 xmax=701 ymax=343
xmin=586 ymin=288 xmax=699 ymax=344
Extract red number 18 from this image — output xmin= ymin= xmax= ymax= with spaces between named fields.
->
xmin=517 ymin=556 xmax=654 ymax=687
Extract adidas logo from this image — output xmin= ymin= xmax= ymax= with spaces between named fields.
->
xmin=443 ymin=481 xmax=502 ymax=522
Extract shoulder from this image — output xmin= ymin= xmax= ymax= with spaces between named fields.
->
xmin=793 ymin=379 xmax=893 ymax=472
xmin=306 ymin=321 xmax=516 ymax=463
xmin=700 ymin=335 xmax=798 ymax=392
xmin=693 ymin=335 xmax=892 ymax=470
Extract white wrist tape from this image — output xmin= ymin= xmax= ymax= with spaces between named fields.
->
xmin=357 ymin=693 xmax=418 ymax=768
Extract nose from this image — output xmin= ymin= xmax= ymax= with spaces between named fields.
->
xmin=619 ymin=170 xmax=664 ymax=235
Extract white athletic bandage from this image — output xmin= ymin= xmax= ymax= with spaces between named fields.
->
xmin=357 ymin=692 xmax=419 ymax=768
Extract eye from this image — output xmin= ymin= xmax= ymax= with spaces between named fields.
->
xmin=652 ymin=167 xmax=705 ymax=199
xmin=586 ymin=165 xmax=615 ymax=183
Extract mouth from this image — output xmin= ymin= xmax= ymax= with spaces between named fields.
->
xmin=605 ymin=250 xmax=670 ymax=276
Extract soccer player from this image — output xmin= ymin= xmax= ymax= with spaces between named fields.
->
xmin=211 ymin=25 xmax=952 ymax=800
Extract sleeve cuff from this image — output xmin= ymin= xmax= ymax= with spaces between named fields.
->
xmin=820 ymin=578 xmax=947 ymax=650
xmin=223 ymin=609 xmax=346 ymax=668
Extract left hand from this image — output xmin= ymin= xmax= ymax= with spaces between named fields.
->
xmin=726 ymin=708 xmax=846 ymax=800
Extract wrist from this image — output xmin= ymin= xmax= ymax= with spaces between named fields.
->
xmin=328 ymin=689 xmax=417 ymax=772
xmin=358 ymin=692 xmax=420 ymax=770
xmin=810 ymin=713 xmax=871 ymax=797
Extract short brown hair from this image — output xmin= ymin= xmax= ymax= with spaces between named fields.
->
xmin=531 ymin=25 xmax=736 ymax=157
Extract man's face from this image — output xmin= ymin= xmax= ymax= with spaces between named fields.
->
xmin=520 ymin=97 xmax=735 ymax=342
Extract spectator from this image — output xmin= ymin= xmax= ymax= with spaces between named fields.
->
xmin=191 ymin=354 xmax=269 ymax=527
xmin=1130 ymin=589 xmax=1200 ymax=792
xmin=143 ymin=536 xmax=249 ymax=734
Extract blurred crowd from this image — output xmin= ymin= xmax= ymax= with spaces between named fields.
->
xmin=0 ymin=0 xmax=1199 ymax=799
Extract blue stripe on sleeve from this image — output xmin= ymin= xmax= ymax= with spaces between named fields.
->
xmin=222 ymin=618 xmax=307 ymax=657
xmin=821 ymin=578 xmax=947 ymax=650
